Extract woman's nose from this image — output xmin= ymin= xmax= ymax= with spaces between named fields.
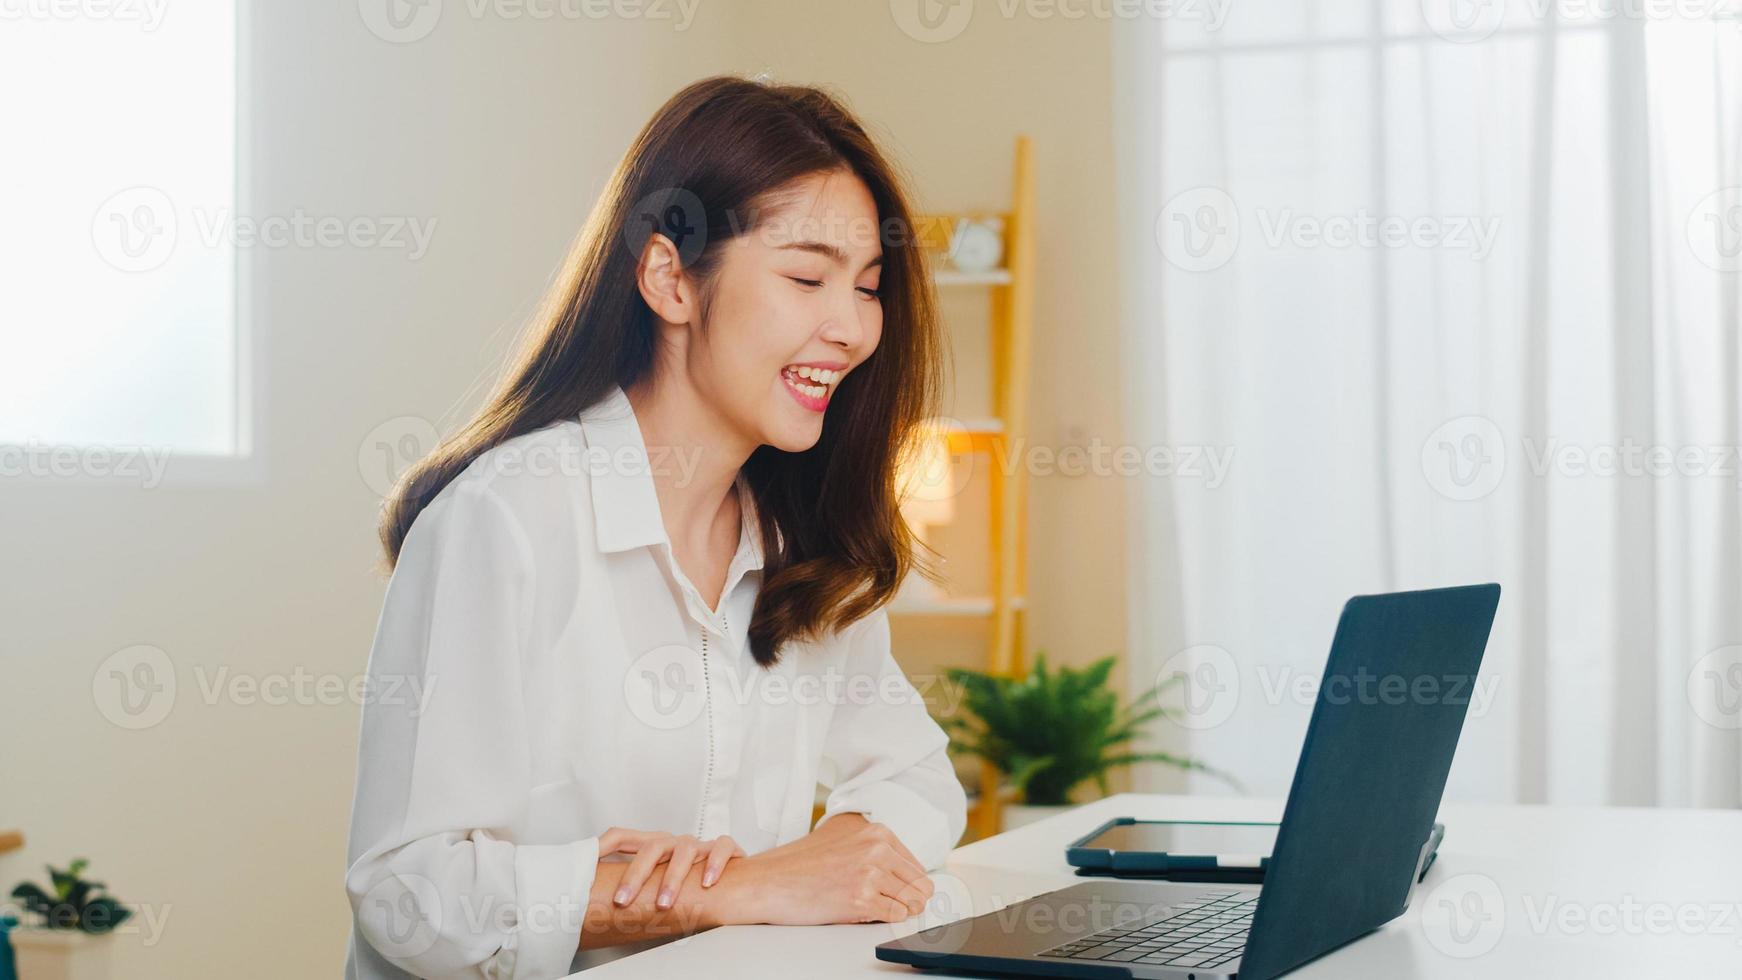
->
xmin=818 ymin=292 xmax=865 ymax=351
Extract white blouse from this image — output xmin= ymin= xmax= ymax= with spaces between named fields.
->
xmin=343 ymin=385 xmax=968 ymax=980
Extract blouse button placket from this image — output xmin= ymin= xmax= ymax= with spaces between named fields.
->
xmin=695 ymin=609 xmax=728 ymax=839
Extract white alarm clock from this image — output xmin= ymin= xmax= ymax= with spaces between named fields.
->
xmin=948 ymin=217 xmax=1005 ymax=273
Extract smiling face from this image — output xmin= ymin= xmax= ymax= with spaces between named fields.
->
xmin=685 ymin=169 xmax=886 ymax=453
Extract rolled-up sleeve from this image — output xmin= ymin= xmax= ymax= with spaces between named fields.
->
xmin=344 ymin=479 xmax=595 ymax=980
xmin=814 ymin=608 xmax=969 ymax=870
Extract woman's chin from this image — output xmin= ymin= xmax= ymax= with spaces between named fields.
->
xmin=763 ymin=417 xmax=825 ymax=454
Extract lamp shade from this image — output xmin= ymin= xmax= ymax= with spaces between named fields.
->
xmin=897 ymin=424 xmax=957 ymax=529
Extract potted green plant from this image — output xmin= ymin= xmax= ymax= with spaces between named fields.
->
xmin=943 ymin=652 xmax=1239 ymax=829
xmin=8 ymin=859 xmax=130 ymax=980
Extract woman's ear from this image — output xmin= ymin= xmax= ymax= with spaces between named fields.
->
xmin=635 ymin=233 xmax=698 ymax=325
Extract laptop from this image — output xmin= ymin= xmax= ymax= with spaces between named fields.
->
xmin=876 ymin=583 xmax=1501 ymax=980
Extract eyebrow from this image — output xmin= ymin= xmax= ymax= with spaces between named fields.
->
xmin=777 ymin=240 xmax=884 ymax=271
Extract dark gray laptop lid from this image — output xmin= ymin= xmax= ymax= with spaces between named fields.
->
xmin=1236 ymin=583 xmax=1501 ymax=980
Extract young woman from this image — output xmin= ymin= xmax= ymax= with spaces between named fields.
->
xmin=343 ymin=76 xmax=967 ymax=979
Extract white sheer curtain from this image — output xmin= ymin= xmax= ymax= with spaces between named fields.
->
xmin=1114 ymin=1 xmax=1742 ymax=808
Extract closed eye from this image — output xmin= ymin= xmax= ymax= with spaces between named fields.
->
xmin=788 ymin=276 xmax=880 ymax=300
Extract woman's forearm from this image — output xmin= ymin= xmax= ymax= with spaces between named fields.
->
xmin=578 ymin=855 xmax=742 ymax=950
xmin=577 ymin=814 xmax=899 ymax=950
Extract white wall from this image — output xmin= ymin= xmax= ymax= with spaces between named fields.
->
xmin=0 ymin=5 xmax=1129 ymax=976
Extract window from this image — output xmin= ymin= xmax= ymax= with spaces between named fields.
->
xmin=0 ymin=3 xmax=242 ymax=462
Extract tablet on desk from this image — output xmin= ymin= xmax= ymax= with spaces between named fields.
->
xmin=1066 ymin=818 xmax=1280 ymax=882
xmin=1066 ymin=817 xmax=1446 ymax=884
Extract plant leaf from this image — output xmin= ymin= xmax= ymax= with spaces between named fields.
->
xmin=1076 ymin=655 xmax=1116 ymax=694
xmin=11 ymin=882 xmax=55 ymax=920
xmin=49 ymin=864 xmax=76 ymax=901
xmin=64 ymin=880 xmax=93 ymax=913
xmin=79 ymin=897 xmax=131 ymax=934
xmin=943 ymin=650 xmax=1232 ymax=801
xmin=1004 ymin=753 xmax=1058 ymax=800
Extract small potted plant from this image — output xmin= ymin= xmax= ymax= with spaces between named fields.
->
xmin=8 ymin=860 xmax=131 ymax=980
xmin=943 ymin=652 xmax=1239 ymax=829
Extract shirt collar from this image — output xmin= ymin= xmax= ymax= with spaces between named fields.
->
xmin=579 ymin=384 xmax=765 ymax=572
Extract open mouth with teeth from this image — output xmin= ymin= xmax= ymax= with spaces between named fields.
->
xmin=781 ymin=364 xmax=842 ymax=411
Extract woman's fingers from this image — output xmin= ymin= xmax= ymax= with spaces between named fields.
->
xmin=874 ymin=827 xmax=929 ymax=880
xmin=885 ymin=852 xmax=930 ymax=891
xmin=880 ymin=869 xmax=931 ymax=917
xmin=871 ymin=835 xmax=931 ymax=891
xmin=872 ymin=896 xmax=911 ymax=923
xmin=655 ymin=836 xmax=702 ymax=909
xmin=604 ymin=830 xmax=744 ymax=906
xmin=613 ymin=837 xmax=675 ymax=906
xmin=862 ymin=869 xmax=928 ymax=922
xmin=864 ymin=828 xmax=933 ymax=918
xmin=893 ymin=882 xmax=930 ymax=918
xmin=701 ymin=835 xmax=741 ymax=887
xmin=597 ymin=826 xmax=662 ymax=858
xmin=596 ymin=827 xmax=625 ymax=855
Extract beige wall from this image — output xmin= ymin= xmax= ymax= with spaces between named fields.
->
xmin=0 ymin=5 xmax=1125 ymax=977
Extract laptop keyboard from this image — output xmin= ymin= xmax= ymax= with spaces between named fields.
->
xmin=1036 ymin=890 xmax=1256 ymax=970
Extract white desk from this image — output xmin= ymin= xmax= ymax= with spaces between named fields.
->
xmin=573 ymin=793 xmax=1742 ymax=977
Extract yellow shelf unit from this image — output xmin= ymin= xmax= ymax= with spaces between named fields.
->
xmin=899 ymin=136 xmax=1036 ymax=842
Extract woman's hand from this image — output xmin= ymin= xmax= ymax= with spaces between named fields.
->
xmin=708 ymin=813 xmax=936 ymax=926
xmin=597 ymin=828 xmax=746 ymax=910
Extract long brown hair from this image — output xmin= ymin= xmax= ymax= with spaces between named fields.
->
xmin=379 ymin=75 xmax=944 ymax=667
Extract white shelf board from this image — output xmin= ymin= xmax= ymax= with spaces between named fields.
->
xmin=888 ymin=594 xmax=1027 ymax=617
xmin=933 ymin=268 xmax=1013 ymax=286
xmin=931 ymin=416 xmax=1003 ymax=433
